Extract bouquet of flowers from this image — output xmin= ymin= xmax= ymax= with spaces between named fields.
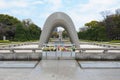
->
xmin=42 ymin=46 xmax=56 ymax=51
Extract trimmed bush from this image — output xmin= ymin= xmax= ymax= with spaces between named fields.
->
xmin=0 ymin=40 xmax=10 ymax=43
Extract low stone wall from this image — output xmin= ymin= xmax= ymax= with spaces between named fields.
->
xmin=0 ymin=42 xmax=37 ymax=48
xmin=0 ymin=53 xmax=42 ymax=60
xmin=75 ymin=52 xmax=120 ymax=60
xmin=1 ymin=52 xmax=120 ymax=60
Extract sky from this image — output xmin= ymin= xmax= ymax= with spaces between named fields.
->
xmin=0 ymin=0 xmax=120 ymax=31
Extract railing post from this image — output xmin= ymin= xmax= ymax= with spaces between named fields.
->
xmin=10 ymin=49 xmax=14 ymax=53
xmin=103 ymin=49 xmax=108 ymax=53
xmin=71 ymin=50 xmax=72 ymax=57
xmin=79 ymin=49 xmax=83 ymax=53
xmin=79 ymin=49 xmax=86 ymax=53
xmin=10 ymin=49 xmax=16 ymax=60
xmin=32 ymin=49 xmax=36 ymax=53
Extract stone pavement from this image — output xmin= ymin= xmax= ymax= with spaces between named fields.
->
xmin=0 ymin=60 xmax=120 ymax=80
xmin=0 ymin=61 xmax=38 ymax=68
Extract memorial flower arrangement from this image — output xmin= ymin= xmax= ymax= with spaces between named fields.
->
xmin=42 ymin=46 xmax=76 ymax=51
xmin=72 ymin=47 xmax=75 ymax=51
xmin=58 ymin=47 xmax=71 ymax=51
xmin=42 ymin=46 xmax=56 ymax=51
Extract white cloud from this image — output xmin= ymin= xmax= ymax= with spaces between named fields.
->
xmin=0 ymin=0 xmax=120 ymax=31
xmin=0 ymin=0 xmax=44 ymax=9
xmin=80 ymin=0 xmax=120 ymax=12
xmin=66 ymin=0 xmax=120 ymax=30
xmin=66 ymin=11 xmax=100 ymax=31
xmin=45 ymin=0 xmax=62 ymax=11
xmin=0 ymin=0 xmax=29 ymax=9
xmin=32 ymin=0 xmax=44 ymax=5
xmin=0 ymin=0 xmax=6 ymax=8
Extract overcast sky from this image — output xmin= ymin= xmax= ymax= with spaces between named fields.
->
xmin=0 ymin=0 xmax=120 ymax=31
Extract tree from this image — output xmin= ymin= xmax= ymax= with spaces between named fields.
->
xmin=85 ymin=21 xmax=99 ymax=28
xmin=100 ymin=10 xmax=111 ymax=19
xmin=78 ymin=21 xmax=108 ymax=41
xmin=0 ymin=14 xmax=21 ymax=40
xmin=51 ymin=32 xmax=58 ymax=38
xmin=14 ymin=23 xmax=27 ymax=41
xmin=22 ymin=19 xmax=33 ymax=27
xmin=103 ymin=13 xmax=120 ymax=40
xmin=0 ymin=14 xmax=41 ymax=41
xmin=62 ymin=30 xmax=68 ymax=38
xmin=28 ymin=23 xmax=41 ymax=40
xmin=116 ymin=8 xmax=120 ymax=15
xmin=78 ymin=9 xmax=120 ymax=41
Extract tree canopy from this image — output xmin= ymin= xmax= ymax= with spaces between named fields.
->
xmin=0 ymin=14 xmax=41 ymax=41
xmin=78 ymin=9 xmax=120 ymax=41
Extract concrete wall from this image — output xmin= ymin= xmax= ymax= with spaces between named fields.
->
xmin=0 ymin=53 xmax=42 ymax=60
xmin=1 ymin=52 xmax=120 ymax=60
xmin=75 ymin=52 xmax=120 ymax=60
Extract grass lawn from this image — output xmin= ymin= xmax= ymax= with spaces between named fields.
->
xmin=80 ymin=39 xmax=120 ymax=46
xmin=0 ymin=40 xmax=39 ymax=46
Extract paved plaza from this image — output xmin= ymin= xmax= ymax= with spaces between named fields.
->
xmin=0 ymin=44 xmax=120 ymax=80
xmin=0 ymin=5 xmax=120 ymax=80
xmin=0 ymin=61 xmax=37 ymax=68
xmin=0 ymin=60 xmax=120 ymax=80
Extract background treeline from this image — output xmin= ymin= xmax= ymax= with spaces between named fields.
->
xmin=78 ymin=9 xmax=120 ymax=41
xmin=0 ymin=9 xmax=120 ymax=42
xmin=0 ymin=14 xmax=41 ymax=41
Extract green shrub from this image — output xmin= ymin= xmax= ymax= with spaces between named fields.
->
xmin=110 ymin=40 xmax=120 ymax=43
xmin=0 ymin=40 xmax=10 ymax=43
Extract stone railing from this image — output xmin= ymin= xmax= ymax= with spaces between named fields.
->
xmin=75 ymin=48 xmax=120 ymax=60
xmin=0 ymin=47 xmax=120 ymax=60
xmin=0 ymin=48 xmax=42 ymax=60
xmin=79 ymin=42 xmax=119 ymax=48
xmin=76 ymin=48 xmax=120 ymax=53
xmin=0 ymin=42 xmax=38 ymax=48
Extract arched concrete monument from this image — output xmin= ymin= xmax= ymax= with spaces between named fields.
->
xmin=39 ymin=12 xmax=80 ymax=49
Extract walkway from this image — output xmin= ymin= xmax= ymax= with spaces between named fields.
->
xmin=0 ymin=60 xmax=120 ymax=80
xmin=0 ymin=44 xmax=120 ymax=80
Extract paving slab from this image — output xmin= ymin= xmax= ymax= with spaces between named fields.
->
xmin=0 ymin=61 xmax=38 ymax=68
xmin=79 ymin=61 xmax=120 ymax=69
xmin=0 ymin=60 xmax=120 ymax=80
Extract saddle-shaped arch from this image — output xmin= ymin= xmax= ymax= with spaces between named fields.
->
xmin=39 ymin=12 xmax=80 ymax=49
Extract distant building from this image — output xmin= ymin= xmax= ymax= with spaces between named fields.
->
xmin=53 ymin=27 xmax=58 ymax=32
xmin=0 ymin=23 xmax=2 ymax=26
xmin=58 ymin=30 xmax=63 ymax=41
xmin=79 ymin=26 xmax=88 ymax=32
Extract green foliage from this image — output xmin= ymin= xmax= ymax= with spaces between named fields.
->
xmin=0 ymin=14 xmax=21 ymax=40
xmin=0 ymin=40 xmax=10 ymax=43
xmin=14 ymin=23 xmax=27 ymax=41
xmin=0 ymin=14 xmax=41 ymax=41
xmin=85 ymin=20 xmax=99 ymax=28
xmin=78 ymin=21 xmax=108 ymax=41
xmin=28 ymin=24 xmax=41 ymax=40
xmin=0 ymin=14 xmax=20 ymax=25
xmin=79 ymin=8 xmax=120 ymax=41
xmin=51 ymin=32 xmax=59 ymax=38
xmin=62 ymin=30 xmax=68 ymax=38
xmin=14 ymin=23 xmax=41 ymax=41
xmin=104 ymin=14 xmax=120 ymax=40
xmin=110 ymin=40 xmax=120 ymax=43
